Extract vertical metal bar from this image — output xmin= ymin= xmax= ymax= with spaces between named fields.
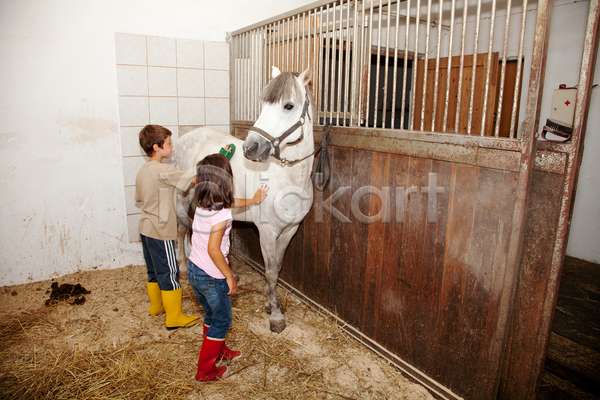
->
xmin=277 ymin=20 xmax=282 ymax=71
xmin=381 ymin=0 xmax=393 ymax=128
xmin=510 ymin=0 xmax=528 ymax=139
xmin=409 ymin=0 xmax=422 ymax=130
xmin=350 ymin=0 xmax=360 ymax=126
xmin=400 ymin=0 xmax=411 ymax=130
xmin=420 ymin=0 xmax=432 ymax=131
xmin=336 ymin=0 xmax=345 ymax=124
xmin=251 ymin=30 xmax=256 ymax=120
xmin=454 ymin=0 xmax=468 ymax=133
xmin=390 ymin=0 xmax=402 ymax=129
xmin=467 ymin=0 xmax=482 ymax=135
xmin=315 ymin=7 xmax=322 ymax=116
xmin=432 ymin=0 xmax=444 ymax=132
xmin=443 ymin=0 xmax=456 ymax=132
xmin=343 ymin=1 xmax=352 ymax=126
xmin=286 ymin=18 xmax=291 ymax=71
xmin=357 ymin=0 xmax=367 ymax=126
xmin=296 ymin=14 xmax=300 ymax=71
xmin=291 ymin=15 xmax=296 ymax=71
xmin=364 ymin=0 xmax=374 ymax=126
xmin=244 ymin=32 xmax=249 ymax=120
xmin=480 ymin=0 xmax=497 ymax=136
xmin=495 ymin=0 xmax=512 ymax=137
xmin=318 ymin=6 xmax=325 ymax=123
xmin=331 ymin=2 xmax=339 ymax=123
xmin=302 ymin=11 xmax=307 ymax=72
xmin=373 ymin=0 xmax=383 ymax=128
xmin=325 ymin=4 xmax=332 ymax=122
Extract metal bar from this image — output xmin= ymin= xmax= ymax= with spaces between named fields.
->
xmin=390 ymin=0 xmax=402 ymax=128
xmin=467 ymin=0 xmax=483 ymax=135
xmin=312 ymin=7 xmax=323 ymax=115
xmin=409 ymin=0 xmax=422 ymax=130
xmin=400 ymin=0 xmax=410 ymax=129
xmin=343 ymin=1 xmax=352 ymax=126
xmin=357 ymin=0 xmax=367 ymax=126
xmin=381 ymin=0 xmax=393 ymax=128
xmin=510 ymin=0 xmax=528 ymax=139
xmin=318 ymin=6 xmax=325 ymax=122
xmin=325 ymin=3 xmax=332 ymax=121
xmin=373 ymin=0 xmax=383 ymax=128
xmin=285 ymin=18 xmax=294 ymax=71
xmin=420 ymin=0 xmax=433 ymax=131
xmin=336 ymin=0 xmax=344 ymax=124
xmin=350 ymin=0 xmax=360 ymax=126
xmin=494 ymin=0 xmax=512 ymax=137
xmin=292 ymin=15 xmax=296 ymax=71
xmin=365 ymin=0 xmax=375 ymax=126
xmin=455 ymin=0 xmax=468 ymax=133
xmin=480 ymin=0 xmax=497 ymax=136
xmin=443 ymin=0 xmax=456 ymax=132
xmin=432 ymin=0 xmax=444 ymax=132
xmin=531 ymin=1 xmax=599 ymax=398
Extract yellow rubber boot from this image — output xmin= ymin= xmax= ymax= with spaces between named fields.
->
xmin=161 ymin=288 xmax=199 ymax=331
xmin=147 ymin=282 xmax=165 ymax=316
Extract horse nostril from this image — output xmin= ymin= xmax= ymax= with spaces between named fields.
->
xmin=245 ymin=142 xmax=259 ymax=156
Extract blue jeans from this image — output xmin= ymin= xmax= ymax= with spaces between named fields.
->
xmin=187 ymin=260 xmax=232 ymax=339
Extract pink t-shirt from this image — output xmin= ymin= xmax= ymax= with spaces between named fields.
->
xmin=189 ymin=207 xmax=233 ymax=279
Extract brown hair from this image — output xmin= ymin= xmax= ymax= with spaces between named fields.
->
xmin=189 ymin=154 xmax=234 ymax=218
xmin=139 ymin=125 xmax=172 ymax=157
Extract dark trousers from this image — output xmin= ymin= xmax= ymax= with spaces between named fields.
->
xmin=140 ymin=234 xmax=180 ymax=291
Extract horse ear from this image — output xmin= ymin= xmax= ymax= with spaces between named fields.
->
xmin=298 ymin=66 xmax=312 ymax=87
xmin=271 ymin=66 xmax=281 ymax=79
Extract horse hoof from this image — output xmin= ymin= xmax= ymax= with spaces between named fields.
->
xmin=270 ymin=320 xmax=286 ymax=333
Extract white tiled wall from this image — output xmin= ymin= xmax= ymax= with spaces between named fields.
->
xmin=115 ymin=33 xmax=230 ymax=242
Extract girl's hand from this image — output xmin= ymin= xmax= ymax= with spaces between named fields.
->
xmin=226 ymin=275 xmax=238 ymax=295
xmin=252 ymin=185 xmax=269 ymax=205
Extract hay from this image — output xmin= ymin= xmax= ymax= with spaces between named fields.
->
xmin=0 ymin=260 xmax=434 ymax=400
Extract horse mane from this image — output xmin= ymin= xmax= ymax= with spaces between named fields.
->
xmin=259 ymin=71 xmax=315 ymax=115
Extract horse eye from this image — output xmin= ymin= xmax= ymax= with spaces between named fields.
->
xmin=284 ymin=103 xmax=294 ymax=110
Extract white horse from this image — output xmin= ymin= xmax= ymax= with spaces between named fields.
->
xmin=172 ymin=66 xmax=314 ymax=332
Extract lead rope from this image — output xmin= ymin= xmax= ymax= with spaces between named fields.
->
xmin=313 ymin=123 xmax=332 ymax=191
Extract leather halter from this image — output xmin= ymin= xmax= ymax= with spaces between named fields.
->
xmin=247 ymin=93 xmax=313 ymax=165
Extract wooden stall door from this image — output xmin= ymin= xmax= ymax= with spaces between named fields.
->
xmin=413 ymin=53 xmax=499 ymax=135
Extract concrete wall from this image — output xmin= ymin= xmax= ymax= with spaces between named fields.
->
xmin=0 ymin=0 xmax=316 ymax=286
xmin=0 ymin=0 xmax=597 ymax=287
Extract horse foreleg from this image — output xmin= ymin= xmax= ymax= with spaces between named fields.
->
xmin=260 ymin=225 xmax=299 ymax=333
xmin=177 ymin=223 xmax=188 ymax=280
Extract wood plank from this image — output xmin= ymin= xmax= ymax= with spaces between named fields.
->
xmin=433 ymin=163 xmax=479 ymax=394
xmin=362 ymin=151 xmax=391 ymax=337
xmin=474 ymin=169 xmax=518 ymax=399
xmin=498 ymin=170 xmax=565 ymax=399
xmin=399 ymin=156 xmax=432 ymax=365
xmin=374 ymin=153 xmax=410 ymax=353
xmin=327 ymin=146 xmax=354 ymax=318
xmin=420 ymin=160 xmax=453 ymax=375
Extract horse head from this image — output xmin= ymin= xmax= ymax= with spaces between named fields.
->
xmin=243 ymin=66 xmax=312 ymax=164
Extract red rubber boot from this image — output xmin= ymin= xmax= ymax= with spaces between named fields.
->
xmin=203 ymin=324 xmax=242 ymax=361
xmin=195 ymin=337 xmax=228 ymax=382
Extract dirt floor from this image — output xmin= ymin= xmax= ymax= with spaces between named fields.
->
xmin=0 ymin=257 xmax=434 ymax=400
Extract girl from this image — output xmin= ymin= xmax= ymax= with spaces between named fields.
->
xmin=188 ymin=151 xmax=268 ymax=382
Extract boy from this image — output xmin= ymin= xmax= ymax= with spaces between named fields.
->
xmin=135 ymin=124 xmax=199 ymax=330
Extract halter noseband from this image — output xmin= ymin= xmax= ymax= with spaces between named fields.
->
xmin=247 ymin=93 xmax=312 ymax=165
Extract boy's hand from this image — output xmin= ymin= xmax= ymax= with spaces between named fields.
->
xmin=252 ymin=185 xmax=269 ymax=205
xmin=226 ymin=275 xmax=238 ymax=295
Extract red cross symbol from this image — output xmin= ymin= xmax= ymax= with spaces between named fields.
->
xmin=565 ymin=100 xmax=571 ymax=106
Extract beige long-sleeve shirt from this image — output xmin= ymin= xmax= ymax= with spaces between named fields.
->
xmin=135 ymin=161 xmax=194 ymax=241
